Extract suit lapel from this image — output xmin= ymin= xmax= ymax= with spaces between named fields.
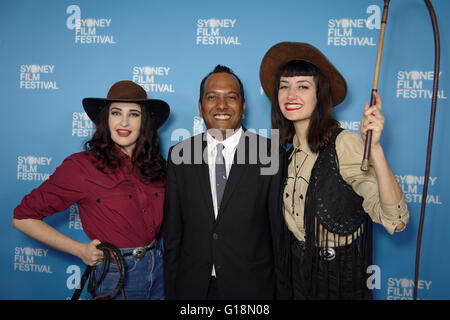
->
xmin=215 ymin=131 xmax=249 ymax=223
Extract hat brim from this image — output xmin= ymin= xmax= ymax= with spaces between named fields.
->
xmin=82 ymin=97 xmax=170 ymax=129
xmin=260 ymin=42 xmax=347 ymax=107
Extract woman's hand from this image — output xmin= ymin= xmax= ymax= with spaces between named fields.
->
xmin=360 ymin=91 xmax=385 ymax=148
xmin=79 ymin=239 xmax=104 ymax=266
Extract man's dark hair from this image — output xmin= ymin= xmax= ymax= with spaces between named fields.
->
xmin=199 ymin=64 xmax=245 ymax=104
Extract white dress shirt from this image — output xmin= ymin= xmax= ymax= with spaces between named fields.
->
xmin=205 ymin=127 xmax=243 ymax=277
xmin=206 ymin=127 xmax=243 ymax=218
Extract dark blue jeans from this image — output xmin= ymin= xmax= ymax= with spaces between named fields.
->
xmin=92 ymin=245 xmax=164 ymax=300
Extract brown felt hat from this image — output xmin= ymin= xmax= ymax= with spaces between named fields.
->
xmin=82 ymin=80 xmax=170 ymax=128
xmin=259 ymin=42 xmax=347 ymax=107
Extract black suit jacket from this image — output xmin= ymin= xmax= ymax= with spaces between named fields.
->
xmin=163 ymin=130 xmax=284 ymax=299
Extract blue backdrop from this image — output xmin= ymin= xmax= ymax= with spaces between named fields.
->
xmin=1 ymin=0 xmax=448 ymax=300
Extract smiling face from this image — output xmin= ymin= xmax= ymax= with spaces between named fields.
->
xmin=277 ymin=75 xmax=317 ymax=126
xmin=198 ymin=72 xmax=245 ymax=140
xmin=108 ymin=102 xmax=142 ymax=156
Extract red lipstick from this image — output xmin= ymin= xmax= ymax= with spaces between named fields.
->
xmin=116 ymin=129 xmax=131 ymax=137
xmin=285 ymin=102 xmax=303 ymax=111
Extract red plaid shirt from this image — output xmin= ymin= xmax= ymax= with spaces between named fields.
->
xmin=14 ymin=151 xmax=165 ymax=248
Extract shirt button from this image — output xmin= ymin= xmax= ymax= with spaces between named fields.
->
xmin=212 ymin=233 xmax=219 ymax=240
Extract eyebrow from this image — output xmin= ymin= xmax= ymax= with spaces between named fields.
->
xmin=204 ymin=89 xmax=240 ymax=95
xmin=110 ymin=106 xmax=141 ymax=113
xmin=280 ymin=79 xmax=313 ymax=85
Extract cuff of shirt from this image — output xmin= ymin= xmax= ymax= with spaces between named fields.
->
xmin=380 ymin=199 xmax=410 ymax=235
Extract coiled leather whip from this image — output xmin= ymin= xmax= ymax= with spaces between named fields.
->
xmin=71 ymin=242 xmax=126 ymax=300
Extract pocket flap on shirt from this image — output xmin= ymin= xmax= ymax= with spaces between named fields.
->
xmin=85 ymin=178 xmax=131 ymax=190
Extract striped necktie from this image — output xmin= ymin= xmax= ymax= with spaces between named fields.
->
xmin=215 ymin=143 xmax=227 ymax=209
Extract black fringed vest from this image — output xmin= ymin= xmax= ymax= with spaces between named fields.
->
xmin=289 ymin=128 xmax=373 ymax=299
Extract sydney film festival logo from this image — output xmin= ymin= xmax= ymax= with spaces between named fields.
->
xmin=327 ymin=4 xmax=381 ymax=47
xmin=196 ymin=18 xmax=240 ymax=46
xmin=396 ymin=70 xmax=446 ymax=100
xmin=396 ymin=174 xmax=442 ymax=205
xmin=387 ymin=277 xmax=432 ymax=300
xmin=132 ymin=66 xmax=175 ymax=93
xmin=66 ymin=5 xmax=116 ymax=44
xmin=72 ymin=111 xmax=94 ymax=138
xmin=19 ymin=64 xmax=58 ymax=90
xmin=69 ymin=204 xmax=83 ymax=231
xmin=14 ymin=246 xmax=53 ymax=274
xmin=17 ymin=155 xmax=52 ymax=182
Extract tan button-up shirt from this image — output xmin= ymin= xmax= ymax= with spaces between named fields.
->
xmin=284 ymin=130 xmax=410 ymax=245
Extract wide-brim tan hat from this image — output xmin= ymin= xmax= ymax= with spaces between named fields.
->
xmin=259 ymin=42 xmax=347 ymax=107
xmin=82 ymin=80 xmax=170 ymax=128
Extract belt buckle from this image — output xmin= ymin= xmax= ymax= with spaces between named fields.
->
xmin=319 ymin=247 xmax=336 ymax=261
xmin=132 ymin=246 xmax=146 ymax=259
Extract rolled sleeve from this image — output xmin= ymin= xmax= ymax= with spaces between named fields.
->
xmin=336 ymin=130 xmax=410 ymax=235
xmin=14 ymin=156 xmax=85 ymax=220
xmin=380 ymin=200 xmax=410 ymax=234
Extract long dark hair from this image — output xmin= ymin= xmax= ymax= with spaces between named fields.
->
xmin=271 ymin=60 xmax=339 ymax=152
xmin=84 ymin=103 xmax=166 ymax=182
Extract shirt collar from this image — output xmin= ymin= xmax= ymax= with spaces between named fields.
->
xmin=289 ymin=134 xmax=313 ymax=160
xmin=114 ymin=145 xmax=133 ymax=167
xmin=206 ymin=127 xmax=243 ymax=154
